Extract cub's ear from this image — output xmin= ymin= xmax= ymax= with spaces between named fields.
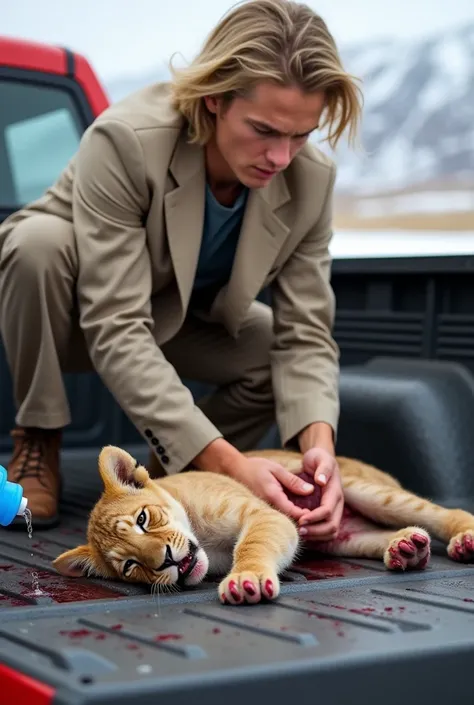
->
xmin=98 ymin=445 xmax=145 ymax=492
xmin=52 ymin=545 xmax=97 ymax=578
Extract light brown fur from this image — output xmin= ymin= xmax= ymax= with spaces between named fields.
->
xmin=53 ymin=446 xmax=474 ymax=605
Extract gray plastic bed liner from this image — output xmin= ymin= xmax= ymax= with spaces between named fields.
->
xmin=1 ymin=447 xmax=474 ymax=705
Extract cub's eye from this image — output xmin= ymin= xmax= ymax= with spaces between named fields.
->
xmin=123 ymin=559 xmax=136 ymax=576
xmin=136 ymin=510 xmax=147 ymax=529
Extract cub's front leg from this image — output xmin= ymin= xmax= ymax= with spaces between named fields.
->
xmin=219 ymin=506 xmax=300 ymax=605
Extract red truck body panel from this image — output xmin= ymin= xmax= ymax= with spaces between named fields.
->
xmin=0 ymin=35 xmax=109 ymax=117
xmin=0 ymin=35 xmax=67 ymax=74
xmin=0 ymin=663 xmax=56 ymax=705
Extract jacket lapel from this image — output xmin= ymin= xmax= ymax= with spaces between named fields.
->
xmin=164 ymin=131 xmax=206 ymax=318
xmin=211 ymin=172 xmax=291 ymax=337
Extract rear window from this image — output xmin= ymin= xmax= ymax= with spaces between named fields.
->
xmin=0 ymin=79 xmax=83 ymax=209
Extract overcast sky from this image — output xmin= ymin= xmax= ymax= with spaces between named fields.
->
xmin=3 ymin=0 xmax=474 ymax=84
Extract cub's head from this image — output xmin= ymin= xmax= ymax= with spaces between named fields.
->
xmin=52 ymin=445 xmax=209 ymax=589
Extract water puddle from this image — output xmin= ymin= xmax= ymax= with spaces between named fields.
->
xmin=0 ymin=509 xmax=125 ymax=606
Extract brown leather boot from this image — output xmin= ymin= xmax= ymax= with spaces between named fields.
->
xmin=6 ymin=427 xmax=62 ymax=529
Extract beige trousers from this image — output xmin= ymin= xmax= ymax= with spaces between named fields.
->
xmin=0 ymin=214 xmax=276 ymax=454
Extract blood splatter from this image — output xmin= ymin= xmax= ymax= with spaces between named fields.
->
xmin=59 ymin=629 xmax=92 ymax=638
xmin=18 ymin=577 xmax=124 ymax=604
xmin=349 ymin=607 xmax=375 ymax=614
xmin=110 ymin=624 xmax=123 ymax=630
xmin=293 ymin=559 xmax=362 ymax=580
xmin=212 ymin=628 xmax=221 ymax=634
xmin=154 ymin=633 xmax=182 ymax=642
xmin=3 ymin=564 xmax=124 ymax=604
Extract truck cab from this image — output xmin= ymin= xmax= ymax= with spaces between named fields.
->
xmin=0 ymin=36 xmax=108 ymax=225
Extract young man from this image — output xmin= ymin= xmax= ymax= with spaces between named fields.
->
xmin=0 ymin=0 xmax=362 ymax=538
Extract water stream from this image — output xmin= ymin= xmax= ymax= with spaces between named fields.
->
xmin=23 ymin=507 xmax=44 ymax=597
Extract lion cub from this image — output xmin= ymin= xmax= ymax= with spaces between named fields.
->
xmin=53 ymin=445 xmax=474 ymax=605
xmin=53 ymin=445 xmax=299 ymax=605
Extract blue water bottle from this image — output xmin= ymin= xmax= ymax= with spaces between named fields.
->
xmin=0 ymin=465 xmax=28 ymax=527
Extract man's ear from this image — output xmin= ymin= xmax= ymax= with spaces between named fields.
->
xmin=203 ymin=95 xmax=218 ymax=114
xmin=52 ymin=545 xmax=98 ymax=578
xmin=98 ymin=445 xmax=145 ymax=492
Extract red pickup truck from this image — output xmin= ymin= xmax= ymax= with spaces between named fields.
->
xmin=1 ymin=34 xmax=474 ymax=705
xmin=0 ymin=36 xmax=108 ymax=225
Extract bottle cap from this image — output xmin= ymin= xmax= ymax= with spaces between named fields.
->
xmin=18 ymin=496 xmax=28 ymax=517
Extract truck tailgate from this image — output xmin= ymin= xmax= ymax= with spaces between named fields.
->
xmin=1 ymin=448 xmax=474 ymax=705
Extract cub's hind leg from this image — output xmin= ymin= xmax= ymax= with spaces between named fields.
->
xmin=314 ymin=507 xmax=431 ymax=571
xmin=340 ymin=462 xmax=474 ymax=564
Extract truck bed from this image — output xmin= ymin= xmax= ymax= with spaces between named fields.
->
xmin=1 ymin=448 xmax=474 ymax=705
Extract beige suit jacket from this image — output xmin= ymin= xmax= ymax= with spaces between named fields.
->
xmin=0 ymin=82 xmax=340 ymax=473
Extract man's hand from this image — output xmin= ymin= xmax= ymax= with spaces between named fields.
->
xmin=231 ymin=456 xmax=317 ymax=521
xmin=297 ymin=448 xmax=344 ymax=542
xmin=192 ymin=439 xmax=316 ymax=521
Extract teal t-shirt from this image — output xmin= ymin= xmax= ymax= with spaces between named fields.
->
xmin=191 ymin=183 xmax=248 ymax=307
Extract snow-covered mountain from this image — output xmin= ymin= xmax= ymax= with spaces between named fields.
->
xmin=105 ymin=22 xmax=474 ymax=198
xmin=333 ymin=23 xmax=474 ymax=196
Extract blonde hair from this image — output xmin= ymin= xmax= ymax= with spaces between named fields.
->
xmin=169 ymin=0 xmax=363 ymax=150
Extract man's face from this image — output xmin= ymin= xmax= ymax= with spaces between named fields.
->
xmin=204 ymin=81 xmax=325 ymax=189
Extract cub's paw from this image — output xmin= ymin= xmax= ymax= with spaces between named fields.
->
xmin=218 ymin=571 xmax=279 ymax=605
xmin=384 ymin=528 xmax=431 ymax=571
xmin=447 ymin=530 xmax=474 ymax=562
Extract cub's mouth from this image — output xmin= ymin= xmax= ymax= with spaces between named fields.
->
xmin=176 ymin=543 xmax=198 ymax=585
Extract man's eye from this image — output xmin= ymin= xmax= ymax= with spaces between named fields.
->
xmin=137 ymin=510 xmax=147 ymax=528
xmin=123 ymin=559 xmax=136 ymax=576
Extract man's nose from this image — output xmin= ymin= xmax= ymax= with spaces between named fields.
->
xmin=266 ymin=139 xmax=292 ymax=169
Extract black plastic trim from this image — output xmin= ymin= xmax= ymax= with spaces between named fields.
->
xmin=332 ymin=254 xmax=474 ymax=275
xmin=62 ymin=47 xmax=75 ymax=78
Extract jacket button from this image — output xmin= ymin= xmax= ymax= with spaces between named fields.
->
xmin=144 ymin=429 xmax=152 ymax=438
xmin=151 ymin=437 xmax=159 ymax=445
xmin=161 ymin=455 xmax=169 ymax=464
xmin=157 ymin=445 xmax=165 ymax=454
